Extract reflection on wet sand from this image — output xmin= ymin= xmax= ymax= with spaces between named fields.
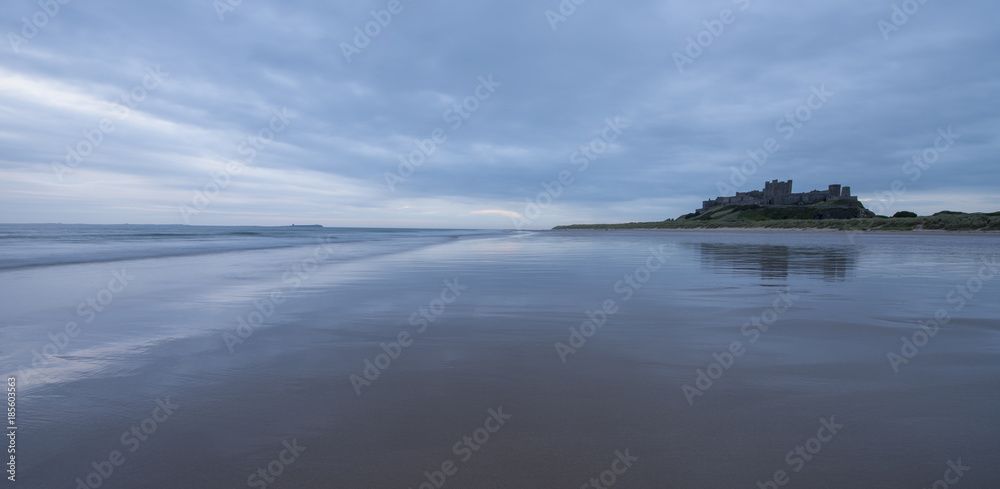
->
xmin=10 ymin=231 xmax=1000 ymax=488
xmin=694 ymin=243 xmax=859 ymax=281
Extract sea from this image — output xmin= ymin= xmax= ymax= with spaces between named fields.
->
xmin=1 ymin=224 xmax=997 ymax=488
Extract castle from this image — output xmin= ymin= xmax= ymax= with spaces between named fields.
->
xmin=698 ymin=180 xmax=856 ymax=213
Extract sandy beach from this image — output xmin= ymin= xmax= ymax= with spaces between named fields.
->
xmin=4 ymin=228 xmax=999 ymax=488
xmin=554 ymin=227 xmax=1000 ymax=235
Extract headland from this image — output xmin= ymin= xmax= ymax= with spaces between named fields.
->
xmin=554 ymin=180 xmax=1000 ymax=232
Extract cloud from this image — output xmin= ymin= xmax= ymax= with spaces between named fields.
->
xmin=471 ymin=209 xmax=523 ymax=218
xmin=0 ymin=0 xmax=997 ymax=228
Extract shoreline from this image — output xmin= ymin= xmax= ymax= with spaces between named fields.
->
xmin=552 ymin=208 xmax=1000 ymax=234
xmin=548 ymin=227 xmax=1000 ymax=236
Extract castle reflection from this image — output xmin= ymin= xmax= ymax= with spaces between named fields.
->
xmin=694 ymin=242 xmax=859 ymax=281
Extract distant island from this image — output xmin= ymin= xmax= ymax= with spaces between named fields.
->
xmin=288 ymin=224 xmax=324 ymax=228
xmin=553 ymin=180 xmax=1000 ymax=232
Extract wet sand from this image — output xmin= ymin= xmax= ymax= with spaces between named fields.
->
xmin=9 ymin=231 xmax=1000 ymax=488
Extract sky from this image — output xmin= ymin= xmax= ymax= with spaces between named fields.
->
xmin=1 ymin=0 xmax=997 ymax=229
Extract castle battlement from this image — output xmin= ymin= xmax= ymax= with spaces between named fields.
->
xmin=698 ymin=180 xmax=856 ymax=213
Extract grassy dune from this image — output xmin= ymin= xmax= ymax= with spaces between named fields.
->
xmin=553 ymin=208 xmax=1000 ymax=232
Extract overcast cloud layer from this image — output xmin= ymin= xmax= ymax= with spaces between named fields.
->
xmin=1 ymin=0 xmax=997 ymax=228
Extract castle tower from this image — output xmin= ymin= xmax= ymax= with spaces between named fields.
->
xmin=764 ymin=179 xmax=775 ymax=197
xmin=764 ymin=180 xmax=793 ymax=197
